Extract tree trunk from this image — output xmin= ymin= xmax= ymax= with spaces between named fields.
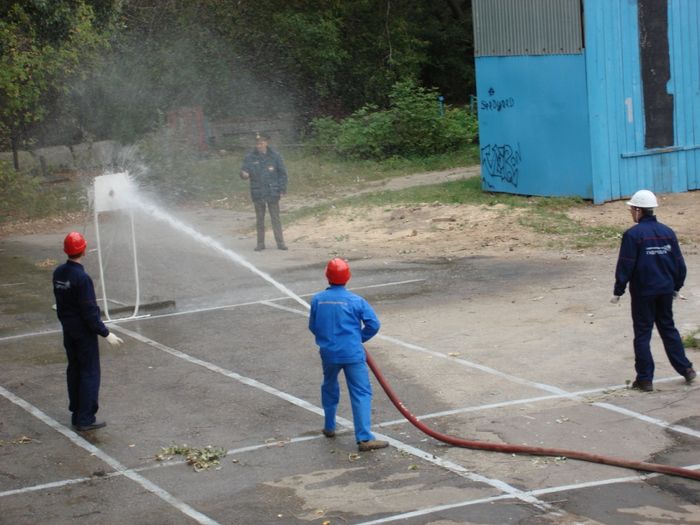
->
xmin=10 ymin=133 xmax=19 ymax=171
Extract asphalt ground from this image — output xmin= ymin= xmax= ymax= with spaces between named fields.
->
xmin=1 ymin=206 xmax=700 ymax=525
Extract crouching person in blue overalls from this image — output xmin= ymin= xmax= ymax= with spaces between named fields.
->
xmin=309 ymin=258 xmax=388 ymax=452
xmin=611 ymin=190 xmax=696 ymax=392
xmin=53 ymin=232 xmax=123 ymax=431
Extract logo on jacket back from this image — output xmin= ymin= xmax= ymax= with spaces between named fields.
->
xmin=646 ymin=244 xmax=671 ymax=256
xmin=54 ymin=280 xmax=71 ymax=290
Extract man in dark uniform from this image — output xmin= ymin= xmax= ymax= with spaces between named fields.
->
xmin=240 ymin=132 xmax=288 ymax=251
xmin=53 ymin=231 xmax=123 ymax=431
xmin=611 ymin=190 xmax=696 ymax=391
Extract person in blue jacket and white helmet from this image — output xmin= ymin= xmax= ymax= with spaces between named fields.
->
xmin=309 ymin=258 xmax=388 ymax=451
xmin=611 ymin=190 xmax=696 ymax=391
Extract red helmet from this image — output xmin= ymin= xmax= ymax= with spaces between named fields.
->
xmin=325 ymin=258 xmax=351 ymax=285
xmin=64 ymin=231 xmax=87 ymax=257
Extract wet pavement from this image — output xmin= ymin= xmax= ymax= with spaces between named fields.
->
xmin=1 ymin=207 xmax=700 ymax=525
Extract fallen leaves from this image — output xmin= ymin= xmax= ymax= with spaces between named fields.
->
xmin=155 ymin=444 xmax=227 ymax=472
xmin=0 ymin=435 xmax=34 ymax=446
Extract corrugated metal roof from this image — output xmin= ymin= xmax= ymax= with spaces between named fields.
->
xmin=473 ymin=0 xmax=583 ymax=56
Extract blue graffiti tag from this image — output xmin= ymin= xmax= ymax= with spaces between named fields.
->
xmin=481 ymin=144 xmax=522 ymax=187
xmin=479 ymin=97 xmax=515 ymax=112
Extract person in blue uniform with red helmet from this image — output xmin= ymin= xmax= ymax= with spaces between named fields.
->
xmin=611 ymin=190 xmax=696 ymax=391
xmin=53 ymin=232 xmax=123 ymax=431
xmin=309 ymin=258 xmax=388 ymax=452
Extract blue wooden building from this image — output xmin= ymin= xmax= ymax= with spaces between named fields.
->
xmin=473 ymin=0 xmax=700 ymax=203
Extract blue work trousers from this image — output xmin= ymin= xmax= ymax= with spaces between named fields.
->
xmin=63 ymin=332 xmax=101 ymax=426
xmin=321 ymin=360 xmax=375 ymax=443
xmin=631 ymin=293 xmax=692 ymax=381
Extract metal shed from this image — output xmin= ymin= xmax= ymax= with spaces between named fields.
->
xmin=473 ymin=0 xmax=700 ymax=203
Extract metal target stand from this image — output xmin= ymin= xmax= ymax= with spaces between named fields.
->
xmin=93 ymin=172 xmax=145 ymax=321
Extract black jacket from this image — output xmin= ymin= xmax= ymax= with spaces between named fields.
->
xmin=53 ymin=260 xmax=109 ymax=338
xmin=241 ymin=147 xmax=288 ymax=201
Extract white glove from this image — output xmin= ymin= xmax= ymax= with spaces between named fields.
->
xmin=673 ymin=291 xmax=686 ymax=300
xmin=105 ymin=333 xmax=123 ymax=347
xmin=610 ymin=295 xmax=621 ymax=304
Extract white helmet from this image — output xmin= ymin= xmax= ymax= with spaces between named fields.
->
xmin=626 ymin=189 xmax=658 ymax=208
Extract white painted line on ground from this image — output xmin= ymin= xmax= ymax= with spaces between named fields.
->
xmin=593 ymin=402 xmax=700 ymax=439
xmin=110 ymin=325 xmax=556 ymax=513
xmin=261 ymin=302 xmax=569 ymax=395
xmin=0 ymin=385 xmax=221 ymax=525
xmin=376 ymin=390 xmax=599 ymax=427
xmin=0 ymin=279 xmax=425 ymax=343
xmin=0 ymin=476 xmax=93 ymax=498
xmin=0 ymin=328 xmax=63 ymax=342
xmin=356 ymin=461 xmax=700 ymax=525
xmin=4 ymin=277 xmax=696 ymax=520
xmin=0 ymin=434 xmax=326 ymax=499
xmin=260 ymin=300 xmax=700 ymax=440
xmin=378 ymin=334 xmax=571 ymax=395
xmin=112 ymin=325 xmax=327 ymax=418
xmin=375 ymin=380 xmax=683 ymax=427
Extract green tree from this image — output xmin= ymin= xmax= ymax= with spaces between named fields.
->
xmin=0 ymin=1 xmax=109 ymax=169
xmin=2 ymin=0 xmax=476 ymax=153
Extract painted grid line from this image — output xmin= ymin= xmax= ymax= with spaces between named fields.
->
xmin=3 ymin=322 xmax=698 ymax=524
xmin=3 ymin=276 xmax=698 ymax=523
xmin=0 ymin=380 xmax=683 ymax=500
xmin=0 ymin=279 xmax=425 ymax=344
xmin=110 ymin=324 xmax=556 ymax=512
xmin=356 ymin=461 xmax=700 ymax=525
xmin=263 ymin=302 xmax=700 ymax=441
xmin=0 ymin=385 xmax=221 ymax=525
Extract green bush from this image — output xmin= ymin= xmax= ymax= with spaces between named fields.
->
xmin=311 ymin=79 xmax=478 ymax=160
xmin=0 ymin=161 xmax=85 ymax=222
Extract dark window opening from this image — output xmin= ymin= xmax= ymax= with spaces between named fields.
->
xmin=638 ymin=0 xmax=674 ymax=149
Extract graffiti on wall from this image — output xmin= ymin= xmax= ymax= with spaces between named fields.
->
xmin=479 ymin=86 xmax=515 ymax=113
xmin=480 ymin=97 xmax=515 ymax=112
xmin=481 ymin=143 xmax=522 ymax=187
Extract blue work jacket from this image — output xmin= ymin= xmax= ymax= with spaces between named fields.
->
xmin=53 ymin=260 xmax=109 ymax=338
xmin=309 ymin=285 xmax=380 ymax=364
xmin=614 ymin=215 xmax=686 ymax=298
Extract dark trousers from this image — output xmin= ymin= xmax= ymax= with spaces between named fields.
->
xmin=253 ymin=199 xmax=285 ymax=248
xmin=63 ymin=332 xmax=101 ymax=426
xmin=631 ymin=293 xmax=692 ymax=381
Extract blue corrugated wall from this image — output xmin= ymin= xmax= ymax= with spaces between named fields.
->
xmin=585 ymin=0 xmax=700 ymax=203
xmin=476 ymin=54 xmax=593 ymax=199
xmin=474 ymin=0 xmax=700 ymax=203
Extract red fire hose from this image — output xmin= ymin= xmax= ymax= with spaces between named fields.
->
xmin=365 ymin=351 xmax=700 ymax=482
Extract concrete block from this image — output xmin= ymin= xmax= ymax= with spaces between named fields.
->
xmin=34 ymin=145 xmax=75 ymax=172
xmin=71 ymin=142 xmax=94 ymax=169
xmin=0 ymin=150 xmax=39 ymax=172
xmin=91 ymin=140 xmax=120 ymax=168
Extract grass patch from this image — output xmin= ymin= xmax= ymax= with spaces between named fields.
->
xmin=130 ymin=143 xmax=481 ymax=207
xmin=279 ymin=144 xmax=480 ymax=196
xmin=683 ymin=332 xmax=699 ymax=349
xmin=0 ymin=162 xmax=86 ymax=222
